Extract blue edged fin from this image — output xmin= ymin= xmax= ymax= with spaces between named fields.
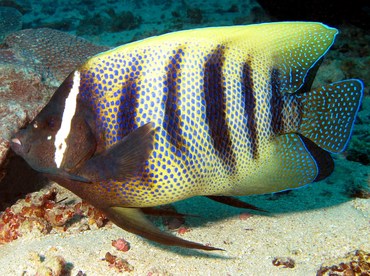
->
xmin=298 ymin=134 xmax=334 ymax=182
xmin=271 ymin=23 xmax=338 ymax=94
xmin=298 ymin=79 xmax=364 ymax=153
xmin=270 ymin=134 xmax=319 ymax=190
xmin=271 ymin=134 xmax=333 ymax=187
xmin=258 ymin=133 xmax=334 ymax=193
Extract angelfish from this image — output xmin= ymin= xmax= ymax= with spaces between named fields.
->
xmin=11 ymin=22 xmax=363 ymax=251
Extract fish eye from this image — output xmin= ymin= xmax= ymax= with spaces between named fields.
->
xmin=48 ymin=118 xmax=55 ymax=128
xmin=45 ymin=116 xmax=60 ymax=130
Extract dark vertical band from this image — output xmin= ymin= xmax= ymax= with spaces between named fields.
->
xmin=203 ymin=46 xmax=236 ymax=170
xmin=119 ymin=79 xmax=139 ymax=137
xmin=269 ymin=68 xmax=283 ymax=134
xmin=118 ymin=56 xmax=142 ymax=138
xmin=241 ymin=62 xmax=258 ymax=159
xmin=163 ymin=48 xmax=187 ymax=156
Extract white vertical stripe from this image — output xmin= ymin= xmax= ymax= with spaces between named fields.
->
xmin=54 ymin=71 xmax=81 ymax=168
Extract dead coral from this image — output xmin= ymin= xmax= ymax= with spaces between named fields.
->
xmin=348 ymin=185 xmax=370 ymax=199
xmin=317 ymin=250 xmax=370 ymax=276
xmin=31 ymin=251 xmax=69 ymax=276
xmin=104 ymin=252 xmax=134 ymax=273
xmin=345 ymin=97 xmax=370 ymax=165
xmin=112 ymin=238 xmax=130 ymax=252
xmin=0 ymin=186 xmax=107 ymax=244
xmin=272 ymin=257 xmax=296 ymax=268
xmin=0 ymin=0 xmax=31 ymax=14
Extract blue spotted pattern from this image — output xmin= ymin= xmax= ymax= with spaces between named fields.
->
xmin=72 ymin=23 xmax=363 ymax=207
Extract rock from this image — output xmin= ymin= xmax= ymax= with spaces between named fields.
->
xmin=2 ymin=28 xmax=109 ymax=84
xmin=0 ymin=28 xmax=109 ymax=183
xmin=0 ymin=0 xmax=31 ymax=14
xmin=0 ymin=63 xmax=55 ymax=182
xmin=0 ymin=7 xmax=22 ymax=43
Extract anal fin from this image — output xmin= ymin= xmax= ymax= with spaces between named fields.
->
xmin=273 ymin=134 xmax=319 ymax=188
xmin=257 ymin=133 xmax=320 ymax=193
xmin=104 ymin=206 xmax=222 ymax=251
xmin=298 ymin=134 xmax=333 ymax=182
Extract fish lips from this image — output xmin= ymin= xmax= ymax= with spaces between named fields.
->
xmin=10 ymin=130 xmax=31 ymax=157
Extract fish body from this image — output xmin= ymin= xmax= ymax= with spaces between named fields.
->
xmin=11 ymin=22 xmax=364 ymax=250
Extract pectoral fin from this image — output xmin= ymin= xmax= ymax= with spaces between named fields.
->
xmin=77 ymin=123 xmax=155 ymax=182
xmin=104 ymin=206 xmax=222 ymax=251
xmin=39 ymin=167 xmax=91 ymax=183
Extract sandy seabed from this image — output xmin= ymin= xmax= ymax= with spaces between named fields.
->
xmin=0 ymin=158 xmax=369 ymax=275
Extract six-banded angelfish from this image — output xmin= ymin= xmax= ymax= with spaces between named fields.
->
xmin=10 ymin=22 xmax=364 ymax=251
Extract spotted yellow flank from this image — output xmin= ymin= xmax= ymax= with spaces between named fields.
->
xmin=76 ymin=22 xmax=361 ymax=206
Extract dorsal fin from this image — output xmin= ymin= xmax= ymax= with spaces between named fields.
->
xmin=83 ymin=22 xmax=337 ymax=96
xmin=296 ymin=57 xmax=323 ymax=94
xmin=262 ymin=23 xmax=337 ymax=93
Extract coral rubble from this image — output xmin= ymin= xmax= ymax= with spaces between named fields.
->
xmin=0 ymin=185 xmax=107 ymax=244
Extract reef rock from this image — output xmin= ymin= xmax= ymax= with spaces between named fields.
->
xmin=0 ymin=28 xmax=109 ymax=182
xmin=0 ymin=7 xmax=22 ymax=42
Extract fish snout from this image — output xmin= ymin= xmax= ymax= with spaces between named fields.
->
xmin=10 ymin=130 xmax=31 ymax=156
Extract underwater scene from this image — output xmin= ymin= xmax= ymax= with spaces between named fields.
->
xmin=0 ymin=0 xmax=369 ymax=275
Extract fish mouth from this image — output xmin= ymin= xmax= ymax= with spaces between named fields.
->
xmin=11 ymin=137 xmax=21 ymax=146
xmin=10 ymin=136 xmax=30 ymax=156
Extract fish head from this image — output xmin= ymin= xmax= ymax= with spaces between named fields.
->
xmin=11 ymin=71 xmax=97 ymax=176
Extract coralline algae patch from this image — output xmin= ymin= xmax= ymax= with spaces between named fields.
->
xmin=0 ymin=184 xmax=107 ymax=244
